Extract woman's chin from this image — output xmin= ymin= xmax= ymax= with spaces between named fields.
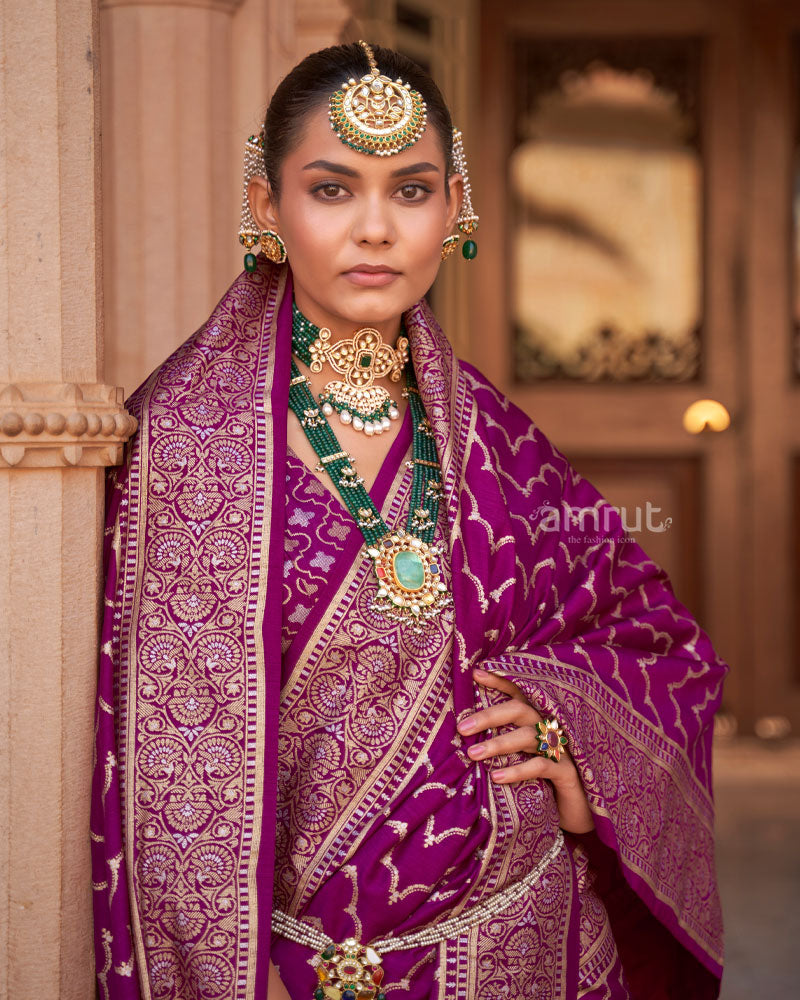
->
xmin=330 ymin=284 xmax=419 ymax=324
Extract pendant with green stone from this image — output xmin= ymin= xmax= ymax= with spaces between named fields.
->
xmin=366 ymin=529 xmax=451 ymax=624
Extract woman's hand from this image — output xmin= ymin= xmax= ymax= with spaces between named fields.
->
xmin=456 ymin=668 xmax=595 ymax=834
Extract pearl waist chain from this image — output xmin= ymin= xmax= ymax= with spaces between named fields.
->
xmin=271 ymin=829 xmax=564 ymax=999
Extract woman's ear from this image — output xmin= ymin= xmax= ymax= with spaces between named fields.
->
xmin=247 ymin=175 xmax=280 ymax=231
xmin=444 ymin=172 xmax=464 ymax=233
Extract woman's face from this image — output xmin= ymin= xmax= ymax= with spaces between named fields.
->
xmin=248 ymin=102 xmax=463 ymax=334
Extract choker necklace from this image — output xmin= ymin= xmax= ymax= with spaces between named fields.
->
xmin=288 ymin=306 xmax=452 ymax=630
xmin=292 ymin=303 xmax=408 ymax=436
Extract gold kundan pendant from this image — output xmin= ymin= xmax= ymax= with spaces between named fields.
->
xmin=308 ymin=325 xmax=409 ymax=387
xmin=367 ymin=530 xmax=452 ymax=627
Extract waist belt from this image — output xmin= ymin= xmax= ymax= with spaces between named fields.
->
xmin=272 ymin=827 xmax=564 ymax=1000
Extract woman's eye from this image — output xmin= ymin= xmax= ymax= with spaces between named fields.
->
xmin=313 ymin=183 xmax=346 ymax=200
xmin=398 ymin=183 xmax=431 ymax=201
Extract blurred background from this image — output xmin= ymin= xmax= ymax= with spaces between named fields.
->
xmin=1 ymin=0 xmax=797 ymax=995
xmin=98 ymin=0 xmax=799 ymax=994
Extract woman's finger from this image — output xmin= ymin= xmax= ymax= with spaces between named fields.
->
xmin=473 ymin=667 xmax=528 ymax=701
xmin=490 ymin=755 xmax=562 ymax=784
xmin=491 ymin=752 xmax=582 ymax=785
xmin=466 ymin=725 xmax=540 ymax=760
xmin=457 ymin=697 xmax=540 ymax=735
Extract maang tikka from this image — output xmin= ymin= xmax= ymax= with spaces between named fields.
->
xmin=327 ymin=39 xmax=427 ymax=156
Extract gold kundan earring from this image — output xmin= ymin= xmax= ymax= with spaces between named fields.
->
xmin=259 ymin=230 xmax=287 ymax=264
xmin=237 ymin=128 xmax=288 ymax=272
xmin=441 ymin=235 xmax=460 ymax=260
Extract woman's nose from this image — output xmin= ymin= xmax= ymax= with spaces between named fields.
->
xmin=352 ymin=195 xmax=396 ymax=245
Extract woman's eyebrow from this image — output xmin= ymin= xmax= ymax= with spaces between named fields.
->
xmin=302 ymin=159 xmax=440 ymax=178
xmin=391 ymin=162 xmax=440 ymax=177
xmin=302 ymin=159 xmax=358 ymax=176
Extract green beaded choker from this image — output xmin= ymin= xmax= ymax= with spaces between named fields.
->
xmin=288 ymin=302 xmax=452 ymax=629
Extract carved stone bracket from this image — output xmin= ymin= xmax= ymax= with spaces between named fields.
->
xmin=0 ymin=382 xmax=138 ymax=468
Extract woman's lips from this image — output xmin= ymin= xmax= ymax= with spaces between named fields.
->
xmin=342 ymin=270 xmax=400 ymax=287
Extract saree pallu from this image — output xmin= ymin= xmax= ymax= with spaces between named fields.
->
xmin=91 ymin=256 xmax=726 ymax=999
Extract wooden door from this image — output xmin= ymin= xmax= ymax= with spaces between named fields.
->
xmin=474 ymin=0 xmax=800 ymax=736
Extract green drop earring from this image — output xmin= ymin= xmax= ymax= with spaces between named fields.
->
xmin=452 ymin=128 xmax=479 ymax=260
xmin=238 ymin=130 xmax=265 ymax=272
xmin=237 ymin=130 xmax=288 ymax=272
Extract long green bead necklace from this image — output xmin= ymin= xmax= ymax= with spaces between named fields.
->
xmin=288 ymin=304 xmax=453 ymax=629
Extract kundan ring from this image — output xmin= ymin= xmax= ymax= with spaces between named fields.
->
xmin=535 ymin=718 xmax=569 ymax=762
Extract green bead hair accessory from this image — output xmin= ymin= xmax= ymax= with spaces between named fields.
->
xmin=328 ymin=40 xmax=428 ymax=157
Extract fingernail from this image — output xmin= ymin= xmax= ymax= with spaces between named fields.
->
xmin=458 ymin=719 xmax=475 ymax=734
xmin=492 ymin=769 xmax=506 ymax=781
xmin=468 ymin=745 xmax=485 ymax=758
xmin=474 ymin=668 xmax=489 ymax=678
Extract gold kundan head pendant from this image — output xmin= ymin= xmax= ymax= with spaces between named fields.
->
xmin=328 ymin=40 xmax=428 ymax=156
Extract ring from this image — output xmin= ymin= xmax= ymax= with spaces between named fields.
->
xmin=535 ymin=718 xmax=568 ymax=762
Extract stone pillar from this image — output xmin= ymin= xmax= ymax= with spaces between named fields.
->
xmin=0 ymin=0 xmax=135 ymax=996
xmin=100 ymin=0 xmax=245 ymax=396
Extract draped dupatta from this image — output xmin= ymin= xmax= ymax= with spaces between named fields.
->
xmin=92 ymin=259 xmax=291 ymax=999
xmin=92 ymin=256 xmax=725 ymax=999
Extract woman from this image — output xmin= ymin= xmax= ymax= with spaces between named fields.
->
xmin=91 ymin=41 xmax=726 ymax=1000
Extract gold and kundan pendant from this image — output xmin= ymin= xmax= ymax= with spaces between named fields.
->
xmin=308 ymin=324 xmax=410 ymax=433
xmin=313 ymin=939 xmax=386 ymax=1000
xmin=367 ymin=530 xmax=452 ymax=626
xmin=329 ymin=40 xmax=427 ymax=157
xmin=308 ymin=325 xmax=409 ymax=388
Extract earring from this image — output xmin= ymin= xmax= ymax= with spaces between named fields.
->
xmin=239 ymin=128 xmax=267 ymax=273
xmin=452 ymin=128 xmax=479 ymax=260
xmin=441 ymin=235 xmax=460 ymax=261
xmin=260 ymin=229 xmax=287 ymax=264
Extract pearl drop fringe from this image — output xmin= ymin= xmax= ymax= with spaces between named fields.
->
xmin=271 ymin=829 xmax=564 ymax=955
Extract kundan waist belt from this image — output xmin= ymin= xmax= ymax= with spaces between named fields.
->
xmin=271 ymin=828 xmax=565 ymax=1000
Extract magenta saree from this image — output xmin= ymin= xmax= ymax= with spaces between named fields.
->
xmin=92 ymin=257 xmax=726 ymax=999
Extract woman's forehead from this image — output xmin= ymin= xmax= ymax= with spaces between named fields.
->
xmin=289 ymin=103 xmax=446 ymax=174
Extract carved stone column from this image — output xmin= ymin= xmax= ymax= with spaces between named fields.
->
xmin=101 ymin=0 xmax=358 ymax=397
xmin=0 ymin=0 xmax=135 ymax=996
xmin=100 ymin=0 xmax=246 ymax=396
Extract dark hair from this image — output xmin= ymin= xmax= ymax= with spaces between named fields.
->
xmin=262 ymin=42 xmax=454 ymax=202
